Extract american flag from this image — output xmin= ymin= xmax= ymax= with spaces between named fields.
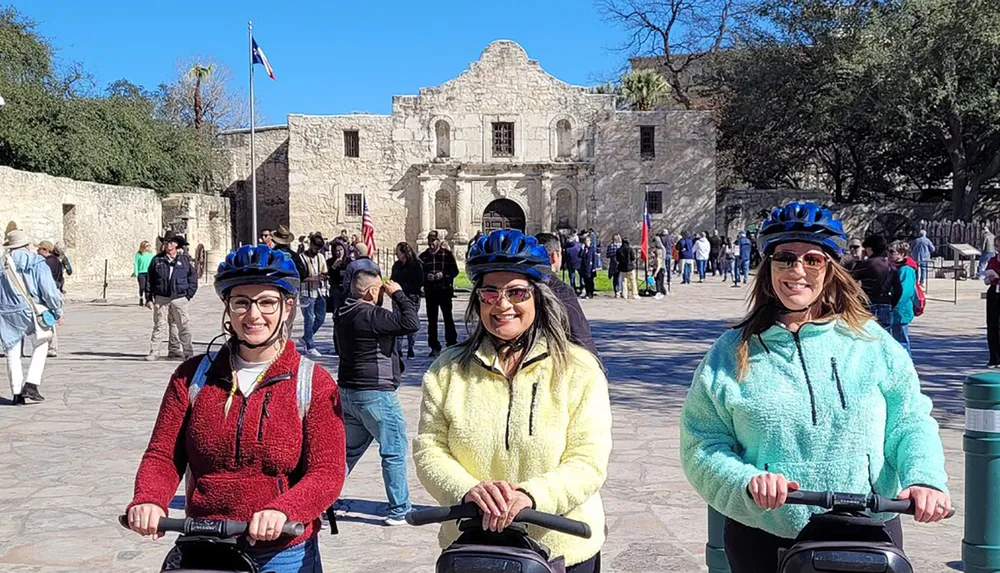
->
xmin=362 ymin=196 xmax=377 ymax=256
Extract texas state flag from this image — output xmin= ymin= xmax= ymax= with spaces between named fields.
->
xmin=252 ymin=37 xmax=275 ymax=80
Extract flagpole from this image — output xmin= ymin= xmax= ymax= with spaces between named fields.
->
xmin=249 ymin=20 xmax=258 ymax=246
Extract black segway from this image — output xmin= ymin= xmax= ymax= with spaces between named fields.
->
xmin=776 ymin=490 xmax=955 ymax=573
xmin=407 ymin=503 xmax=592 ymax=573
xmin=117 ymin=515 xmax=304 ymax=572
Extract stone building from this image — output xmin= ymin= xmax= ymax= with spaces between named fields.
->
xmin=218 ymin=40 xmax=717 ymax=258
xmin=0 ymin=166 xmax=230 ymax=284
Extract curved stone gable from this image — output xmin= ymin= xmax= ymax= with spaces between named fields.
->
xmin=417 ymin=40 xmax=607 ymax=113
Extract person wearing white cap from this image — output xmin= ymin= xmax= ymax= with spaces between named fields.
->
xmin=0 ymin=229 xmax=64 ymax=404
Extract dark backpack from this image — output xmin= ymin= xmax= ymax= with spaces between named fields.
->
xmin=437 ymin=526 xmax=567 ymax=573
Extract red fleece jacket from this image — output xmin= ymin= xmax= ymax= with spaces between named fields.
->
xmin=128 ymin=341 xmax=346 ymax=548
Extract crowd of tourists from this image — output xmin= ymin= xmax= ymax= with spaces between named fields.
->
xmin=0 ymin=201 xmax=957 ymax=573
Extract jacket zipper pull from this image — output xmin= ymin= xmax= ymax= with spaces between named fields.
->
xmin=831 ymin=357 xmax=847 ymax=409
xmin=529 ymin=382 xmax=538 ymax=436
xmin=258 ymin=392 xmax=272 ymax=442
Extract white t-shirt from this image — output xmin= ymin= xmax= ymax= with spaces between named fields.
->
xmin=694 ymin=238 xmax=712 ymax=260
xmin=234 ymin=354 xmax=271 ymax=396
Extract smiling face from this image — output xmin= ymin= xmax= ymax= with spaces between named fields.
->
xmin=226 ymin=284 xmax=295 ymax=346
xmin=769 ymin=242 xmax=829 ymax=311
xmin=479 ymin=272 xmax=536 ymax=341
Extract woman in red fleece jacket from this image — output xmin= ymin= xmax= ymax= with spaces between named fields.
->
xmin=126 ymin=244 xmax=346 ymax=572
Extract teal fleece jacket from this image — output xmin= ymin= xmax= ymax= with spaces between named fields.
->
xmin=680 ymin=319 xmax=948 ymax=539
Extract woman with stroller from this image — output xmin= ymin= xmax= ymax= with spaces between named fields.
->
xmin=126 ymin=244 xmax=346 ymax=572
xmin=679 ymin=202 xmax=950 ymax=573
xmin=413 ymin=229 xmax=612 ymax=572
xmin=390 ymin=241 xmax=424 ymax=358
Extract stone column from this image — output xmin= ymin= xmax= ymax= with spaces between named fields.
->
xmin=578 ymin=188 xmax=589 ymax=231
xmin=417 ymin=177 xmax=434 ymax=244
xmin=454 ymin=178 xmax=471 ymax=243
xmin=540 ymin=174 xmax=554 ymax=233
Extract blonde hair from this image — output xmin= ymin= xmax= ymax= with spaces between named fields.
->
xmin=138 ymin=240 xmax=151 ymax=253
xmin=733 ymin=255 xmax=872 ymax=381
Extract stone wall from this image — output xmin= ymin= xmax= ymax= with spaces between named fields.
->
xmin=593 ymin=110 xmax=716 ymax=243
xmin=161 ymin=193 xmax=233 ymax=271
xmin=0 ymin=166 xmax=161 ymax=282
xmin=215 ymin=126 xmax=289 ymax=245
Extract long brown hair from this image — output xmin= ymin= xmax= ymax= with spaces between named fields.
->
xmin=733 ymin=254 xmax=872 ymax=381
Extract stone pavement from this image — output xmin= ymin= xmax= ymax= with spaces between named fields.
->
xmin=0 ymin=275 xmax=983 ymax=572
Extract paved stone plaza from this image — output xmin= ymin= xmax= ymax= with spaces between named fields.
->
xmin=0 ymin=276 xmax=982 ymax=572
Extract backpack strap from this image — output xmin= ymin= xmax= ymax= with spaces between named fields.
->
xmin=184 ymin=353 xmax=215 ymax=516
xmin=187 ymin=354 xmax=215 ymax=405
xmin=296 ymin=356 xmax=314 ymax=420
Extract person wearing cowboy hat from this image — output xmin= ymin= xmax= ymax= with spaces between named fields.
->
xmin=145 ymin=230 xmax=198 ymax=361
xmin=1 ymin=229 xmax=64 ymax=404
xmin=270 ymin=225 xmax=308 ymax=280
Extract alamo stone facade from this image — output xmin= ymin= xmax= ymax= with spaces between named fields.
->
xmin=218 ymin=40 xmax=717 ymax=258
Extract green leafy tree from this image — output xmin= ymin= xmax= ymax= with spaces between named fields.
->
xmin=621 ymin=69 xmax=670 ymax=111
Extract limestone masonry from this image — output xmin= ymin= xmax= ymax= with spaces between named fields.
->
xmin=217 ymin=40 xmax=717 ymax=258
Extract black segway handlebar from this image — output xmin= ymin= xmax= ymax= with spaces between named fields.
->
xmin=406 ymin=503 xmax=592 ymax=539
xmin=118 ymin=515 xmax=305 ymax=538
xmin=783 ymin=490 xmax=956 ymax=518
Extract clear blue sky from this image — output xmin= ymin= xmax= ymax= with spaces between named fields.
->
xmin=22 ymin=0 xmax=630 ymax=125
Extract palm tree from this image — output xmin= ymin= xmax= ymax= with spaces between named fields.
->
xmin=187 ymin=64 xmax=213 ymax=131
xmin=621 ymin=69 xmax=669 ymax=111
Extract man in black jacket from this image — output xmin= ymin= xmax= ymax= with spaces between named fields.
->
xmin=145 ymin=231 xmax=197 ymax=361
xmin=535 ymin=233 xmax=600 ymax=358
xmin=851 ymin=234 xmax=902 ymax=329
xmin=418 ymin=230 xmax=459 ymax=357
xmin=334 ymin=269 xmax=418 ymax=526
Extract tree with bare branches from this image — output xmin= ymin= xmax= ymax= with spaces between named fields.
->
xmin=597 ymin=0 xmax=756 ymax=109
xmin=159 ymin=57 xmax=257 ymax=131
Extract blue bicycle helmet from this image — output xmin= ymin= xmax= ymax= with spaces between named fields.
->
xmin=466 ymin=229 xmax=552 ymax=282
xmin=758 ymin=202 xmax=848 ymax=257
xmin=214 ymin=244 xmax=300 ymax=298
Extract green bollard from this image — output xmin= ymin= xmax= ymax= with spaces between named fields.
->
xmin=963 ymin=373 xmax=1000 ymax=573
xmin=707 ymin=506 xmax=731 ymax=573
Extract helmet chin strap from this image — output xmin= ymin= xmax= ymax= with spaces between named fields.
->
xmin=225 ymin=302 xmax=288 ymax=350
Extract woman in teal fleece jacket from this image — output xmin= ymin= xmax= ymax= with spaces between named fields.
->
xmin=680 ymin=202 xmax=950 ymax=573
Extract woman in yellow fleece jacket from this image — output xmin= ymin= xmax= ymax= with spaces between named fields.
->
xmin=413 ymin=229 xmax=612 ymax=572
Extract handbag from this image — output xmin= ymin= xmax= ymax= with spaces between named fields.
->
xmin=4 ymin=254 xmax=57 ymax=339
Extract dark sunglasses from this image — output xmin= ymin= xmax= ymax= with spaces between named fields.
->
xmin=477 ymin=286 xmax=534 ymax=305
xmin=770 ymin=251 xmax=828 ymax=272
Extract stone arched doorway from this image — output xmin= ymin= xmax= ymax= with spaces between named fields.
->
xmin=482 ymin=199 xmax=526 ymax=232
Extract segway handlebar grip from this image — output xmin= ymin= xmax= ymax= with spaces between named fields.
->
xmin=118 ymin=515 xmax=305 ymax=537
xmin=406 ymin=503 xmax=480 ymax=526
xmin=783 ymin=490 xmax=833 ymax=508
xmin=870 ymin=495 xmax=955 ymax=518
xmin=514 ymin=509 xmax=592 ymax=539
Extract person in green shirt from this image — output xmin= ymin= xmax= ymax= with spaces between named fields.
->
xmin=133 ymin=240 xmax=155 ymax=306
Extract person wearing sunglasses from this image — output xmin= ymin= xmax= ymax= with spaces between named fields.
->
xmin=413 ymin=229 xmax=611 ymax=573
xmin=680 ymin=202 xmax=949 ymax=573
xmin=126 ymin=244 xmax=346 ymax=573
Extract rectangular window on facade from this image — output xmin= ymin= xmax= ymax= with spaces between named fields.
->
xmin=640 ymin=126 xmax=655 ymax=159
xmin=646 ymin=190 xmax=663 ymax=214
xmin=344 ymin=130 xmax=360 ymax=158
xmin=492 ymin=122 xmax=515 ymax=157
xmin=345 ymin=193 xmax=362 ymax=217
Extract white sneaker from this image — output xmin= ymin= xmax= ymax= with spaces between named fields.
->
xmin=633 ymin=295 xmax=641 ymax=300
xmin=384 ymin=515 xmax=408 ymax=526
xmin=307 ymin=348 xmax=322 ymax=358
xmin=654 ymin=293 xmax=664 ymax=300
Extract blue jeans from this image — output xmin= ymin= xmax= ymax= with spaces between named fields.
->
xmin=300 ymin=297 xmax=327 ymax=351
xmin=979 ymin=252 xmax=995 ymax=278
xmin=568 ymin=268 xmax=580 ymax=292
xmin=682 ymin=260 xmax=694 ymax=284
xmin=341 ymin=389 xmax=411 ymax=519
xmin=918 ymin=260 xmax=930 ymax=287
xmin=869 ymin=304 xmax=893 ymax=329
xmin=250 ymin=535 xmax=322 ymax=573
xmin=890 ymin=322 xmax=911 ymax=356
xmin=696 ymin=259 xmax=707 ymax=281
xmin=735 ymin=260 xmax=750 ymax=285
xmin=610 ymin=271 xmax=622 ymax=295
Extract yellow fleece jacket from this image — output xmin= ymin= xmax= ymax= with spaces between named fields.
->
xmin=412 ymin=338 xmax=612 ymax=566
